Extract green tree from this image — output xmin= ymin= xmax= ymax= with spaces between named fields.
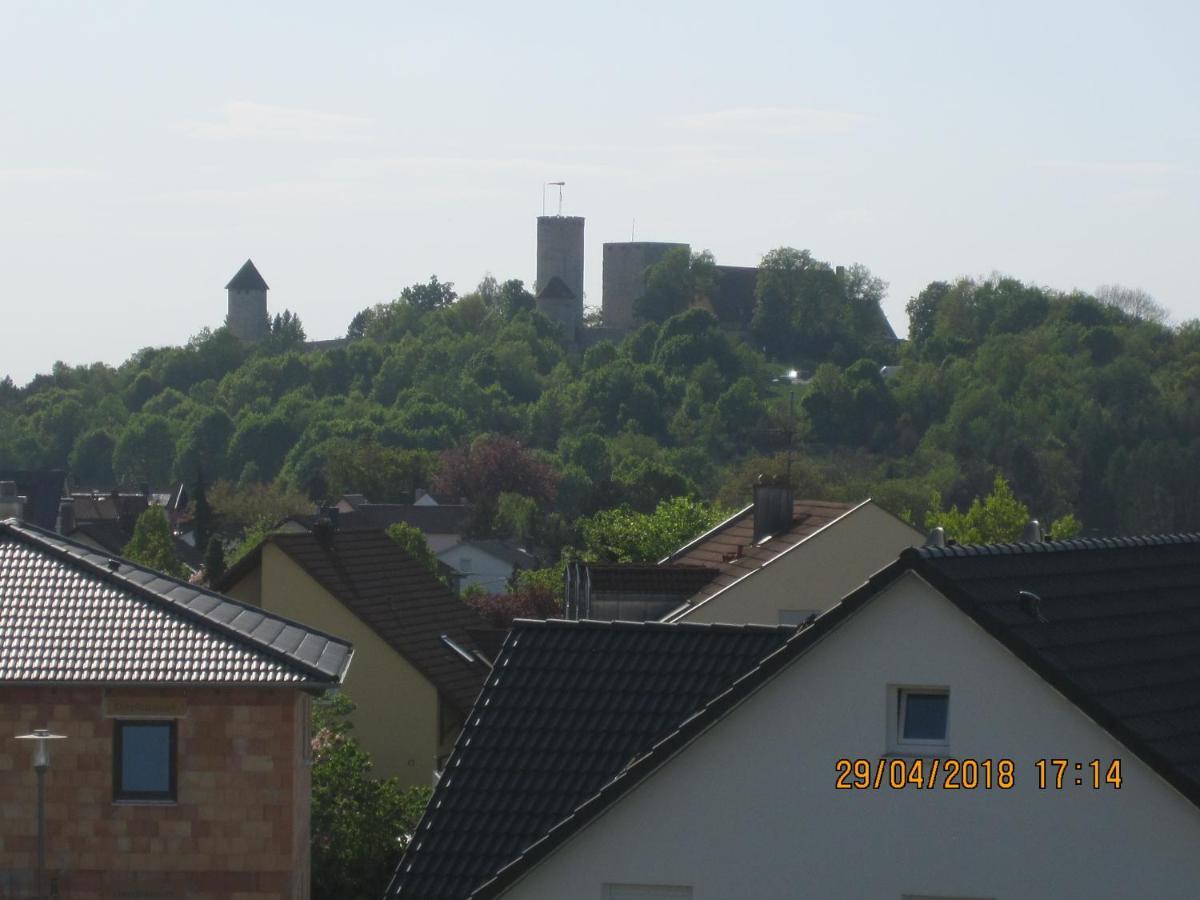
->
xmin=924 ymin=474 xmax=1080 ymax=544
xmin=401 ymin=275 xmax=457 ymax=312
xmin=112 ymin=414 xmax=175 ymax=487
xmin=385 ymin=522 xmax=442 ymax=581
xmin=260 ymin=310 xmax=308 ymax=355
xmin=310 ymin=693 xmax=431 ymax=900
xmin=578 ymin=496 xmax=731 ymax=562
xmin=123 ymin=507 xmax=186 ymax=577
xmin=69 ymin=428 xmax=116 ymax=486
xmin=634 ymin=248 xmax=718 ymax=323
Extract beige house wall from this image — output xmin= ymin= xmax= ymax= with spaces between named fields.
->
xmin=670 ymin=501 xmax=922 ymax=625
xmin=506 ymin=572 xmax=1200 ymax=899
xmin=224 ymin=543 xmax=440 ymax=786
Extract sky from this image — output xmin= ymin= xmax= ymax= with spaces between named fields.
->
xmin=2 ymin=1 xmax=1197 ymax=384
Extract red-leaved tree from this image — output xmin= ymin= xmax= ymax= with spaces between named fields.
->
xmin=434 ymin=434 xmax=560 ymax=535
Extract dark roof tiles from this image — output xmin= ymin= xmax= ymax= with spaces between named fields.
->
xmin=219 ymin=530 xmax=488 ymax=712
xmin=225 ymin=258 xmax=269 ymax=291
xmin=388 ymin=618 xmax=796 ymax=899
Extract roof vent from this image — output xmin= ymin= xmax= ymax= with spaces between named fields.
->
xmin=107 ymin=558 xmax=120 ymax=571
xmin=924 ymin=526 xmax=946 ymax=548
xmin=440 ymin=634 xmax=478 ymax=665
xmin=1021 ymin=519 xmax=1042 ymax=542
xmin=57 ymin=498 xmax=76 ymax=535
xmin=1018 ymin=590 xmax=1047 ymax=622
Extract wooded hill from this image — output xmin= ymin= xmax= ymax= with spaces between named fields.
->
xmin=1 ymin=248 xmax=1192 ymax=558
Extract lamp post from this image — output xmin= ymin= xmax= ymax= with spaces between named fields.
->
xmin=15 ymin=729 xmax=66 ymax=900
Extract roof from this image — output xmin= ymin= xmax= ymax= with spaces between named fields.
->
xmin=0 ymin=470 xmax=67 ymax=531
xmin=387 ymin=619 xmax=796 ymax=899
xmin=225 ymin=258 xmax=269 ymax=291
xmin=216 ymin=529 xmax=489 ymax=712
xmin=457 ymin=538 xmax=537 ymax=569
xmin=66 ymin=519 xmax=129 ymax=555
xmin=535 ymin=275 xmax=575 ymax=301
xmin=463 ymin=534 xmax=1200 ymax=897
xmin=663 ymin=498 xmax=856 ymax=606
xmin=298 ymin=503 xmax=469 ymax=535
xmin=583 ymin=563 xmax=720 ymax=595
xmin=0 ymin=519 xmax=351 ymax=686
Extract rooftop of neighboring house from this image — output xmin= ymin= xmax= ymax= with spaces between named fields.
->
xmin=387 ymin=618 xmax=797 ymax=899
xmin=215 ymin=528 xmax=490 ymax=712
xmin=390 ymin=533 xmax=1200 ymax=898
xmin=455 ymin=538 xmax=538 ymax=570
xmin=0 ymin=518 xmax=352 ymax=686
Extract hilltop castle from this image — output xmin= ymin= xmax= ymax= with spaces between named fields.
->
xmin=225 ymin=259 xmax=269 ymax=343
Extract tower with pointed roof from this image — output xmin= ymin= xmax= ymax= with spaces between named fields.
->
xmin=225 ymin=259 xmax=269 ymax=343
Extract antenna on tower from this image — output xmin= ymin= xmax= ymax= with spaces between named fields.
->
xmin=631 ymin=218 xmax=636 ymax=241
xmin=549 ymin=181 xmax=565 ymax=215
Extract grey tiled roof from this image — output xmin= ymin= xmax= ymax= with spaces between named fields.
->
xmin=225 ymin=258 xmax=269 ymax=291
xmin=0 ymin=520 xmax=351 ymax=686
xmin=387 ymin=619 xmax=796 ymax=899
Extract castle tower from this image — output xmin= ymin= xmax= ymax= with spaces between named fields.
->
xmin=535 ymin=275 xmax=580 ymax=340
xmin=225 ymin=259 xmax=269 ymax=343
xmin=601 ymin=242 xmax=689 ymax=331
xmin=535 ymin=215 xmax=584 ymax=334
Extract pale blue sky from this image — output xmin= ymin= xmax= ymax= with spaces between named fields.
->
xmin=2 ymin=1 xmax=1196 ymax=383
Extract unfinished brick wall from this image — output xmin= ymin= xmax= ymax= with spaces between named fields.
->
xmin=0 ymin=686 xmax=311 ymax=900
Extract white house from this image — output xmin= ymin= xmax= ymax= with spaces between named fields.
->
xmin=391 ymin=534 xmax=1200 ymax=899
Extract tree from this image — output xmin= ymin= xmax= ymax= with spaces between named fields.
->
xmin=112 ymin=414 xmax=175 ymax=487
xmin=203 ymin=536 xmax=226 ymax=583
xmin=434 ymin=435 xmax=560 ymax=535
xmin=1094 ymin=284 xmax=1169 ymax=324
xmin=260 ymin=310 xmax=307 ymax=355
xmin=463 ymin=582 xmax=560 ymax=629
xmin=634 ymin=248 xmax=717 ymax=323
xmin=310 ymin=693 xmax=431 ymax=899
xmin=579 ymin=496 xmax=731 ymax=563
xmin=69 ymin=428 xmax=116 ymax=486
xmin=123 ymin=507 xmax=186 ymax=577
xmin=924 ymin=473 xmax=1081 ymax=544
xmin=401 ymin=275 xmax=457 ymax=312
xmin=385 ymin=522 xmax=442 ymax=581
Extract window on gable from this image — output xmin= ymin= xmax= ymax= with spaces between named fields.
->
xmin=113 ymin=720 xmax=177 ymax=802
xmin=897 ymin=688 xmax=949 ymax=746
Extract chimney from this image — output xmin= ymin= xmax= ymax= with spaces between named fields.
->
xmin=57 ymin=498 xmax=76 ymax=535
xmin=0 ymin=482 xmax=25 ymax=521
xmin=752 ymin=476 xmax=793 ymax=544
xmin=925 ymin=526 xmax=946 ymax=548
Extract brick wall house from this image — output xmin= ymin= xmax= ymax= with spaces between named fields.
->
xmin=0 ymin=521 xmax=353 ymax=899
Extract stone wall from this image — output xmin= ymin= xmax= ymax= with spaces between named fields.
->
xmin=0 ymin=685 xmax=310 ymax=899
xmin=227 ymin=288 xmax=269 ymax=343
xmin=601 ymin=242 xmax=689 ymax=331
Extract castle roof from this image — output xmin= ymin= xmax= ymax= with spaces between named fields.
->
xmin=225 ymin=259 xmax=269 ymax=291
xmin=535 ymin=275 xmax=575 ymax=301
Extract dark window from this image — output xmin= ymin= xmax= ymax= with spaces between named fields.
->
xmin=114 ymin=721 xmax=177 ymax=801
xmin=900 ymin=691 xmax=949 ymax=743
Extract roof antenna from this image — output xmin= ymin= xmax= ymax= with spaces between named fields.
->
xmin=632 ymin=218 xmax=636 ymax=241
xmin=542 ymin=180 xmax=565 ymax=216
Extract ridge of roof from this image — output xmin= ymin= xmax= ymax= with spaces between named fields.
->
xmin=0 ymin=519 xmax=352 ymax=685
xmin=225 ymin=258 xmax=269 ymax=291
xmin=513 ymin=617 xmax=795 ymax=635
xmin=908 ymin=532 xmax=1200 ymax=559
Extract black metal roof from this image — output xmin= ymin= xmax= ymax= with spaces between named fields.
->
xmin=225 ymin=258 xmax=269 ymax=291
xmin=387 ymin=619 xmax=797 ymax=899
xmin=398 ymin=533 xmax=1200 ymax=898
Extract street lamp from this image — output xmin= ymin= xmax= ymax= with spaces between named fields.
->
xmin=15 ymin=729 xmax=66 ymax=900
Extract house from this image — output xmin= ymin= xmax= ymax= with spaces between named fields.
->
xmin=387 ymin=619 xmax=797 ymax=899
xmin=567 ymin=483 xmax=922 ymax=625
xmin=390 ymin=534 xmax=1200 ymax=899
xmin=0 ymin=470 xmax=67 ymax=531
xmin=0 ymin=518 xmax=351 ymax=899
xmin=442 ymin=538 xmax=537 ymax=595
xmin=333 ymin=493 xmax=469 ymax=553
xmin=215 ymin=528 xmax=491 ymax=785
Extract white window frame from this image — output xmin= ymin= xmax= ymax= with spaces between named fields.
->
xmin=888 ymin=684 xmax=950 ymax=754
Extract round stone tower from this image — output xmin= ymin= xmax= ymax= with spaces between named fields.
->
xmin=225 ymin=259 xmax=269 ymax=343
xmin=535 ymin=215 xmax=585 ymax=319
xmin=601 ymin=241 xmax=689 ymax=331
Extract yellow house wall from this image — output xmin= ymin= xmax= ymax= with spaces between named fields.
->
xmin=674 ymin=502 xmax=922 ymax=625
xmin=224 ymin=543 xmax=440 ymax=787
